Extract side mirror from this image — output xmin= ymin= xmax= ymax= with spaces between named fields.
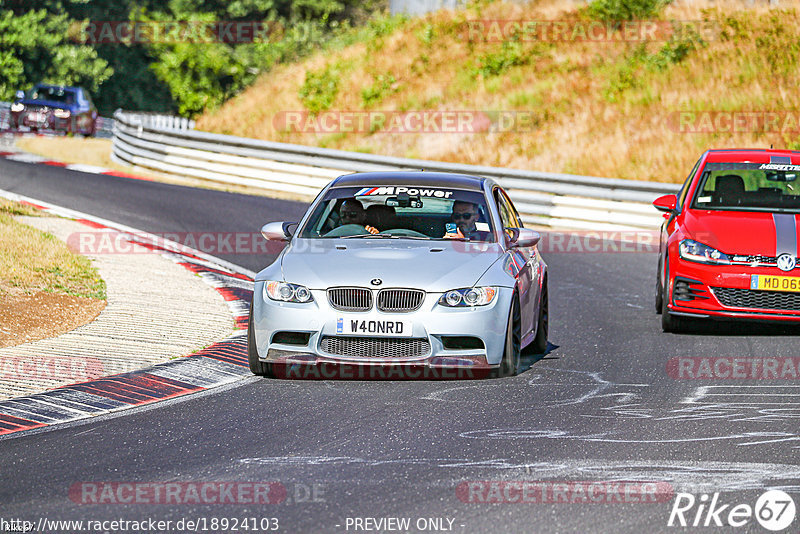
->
xmin=509 ymin=228 xmax=541 ymax=248
xmin=261 ymin=221 xmax=297 ymax=241
xmin=15 ymin=90 xmax=24 ymax=100
xmin=653 ymin=194 xmax=678 ymax=213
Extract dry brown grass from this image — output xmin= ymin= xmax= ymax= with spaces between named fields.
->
xmin=197 ymin=0 xmax=800 ymax=183
xmin=0 ymin=200 xmax=106 ymax=299
xmin=15 ymin=137 xmax=118 ymax=169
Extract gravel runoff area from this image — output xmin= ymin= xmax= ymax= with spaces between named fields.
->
xmin=0 ymin=215 xmax=235 ymax=400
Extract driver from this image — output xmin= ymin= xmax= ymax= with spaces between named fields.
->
xmin=339 ymin=198 xmax=379 ymax=234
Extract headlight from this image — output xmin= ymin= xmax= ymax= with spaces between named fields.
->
xmin=439 ymin=287 xmax=497 ymax=307
xmin=10 ymin=103 xmax=24 ymax=112
xmin=264 ymin=281 xmax=313 ymax=303
xmin=679 ymin=239 xmax=731 ymax=265
xmin=54 ymin=109 xmax=71 ymax=119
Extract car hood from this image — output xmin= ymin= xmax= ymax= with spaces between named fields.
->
xmin=683 ymin=209 xmax=800 ymax=256
xmin=278 ymin=238 xmax=505 ymax=291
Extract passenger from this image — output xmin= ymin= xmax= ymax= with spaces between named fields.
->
xmin=444 ymin=200 xmax=479 ymax=238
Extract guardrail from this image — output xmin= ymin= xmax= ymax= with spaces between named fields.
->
xmin=95 ymin=116 xmax=115 ymax=138
xmin=0 ymin=102 xmax=9 ymax=130
xmin=112 ymin=110 xmax=675 ymax=230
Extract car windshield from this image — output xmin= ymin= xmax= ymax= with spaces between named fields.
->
xmin=692 ymin=162 xmax=800 ymax=212
xmin=298 ymin=186 xmax=495 ymax=241
xmin=27 ymin=87 xmax=76 ymax=105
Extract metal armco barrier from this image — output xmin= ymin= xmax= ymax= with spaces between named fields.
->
xmin=0 ymin=102 xmax=9 ymax=130
xmin=113 ymin=110 xmax=676 ymax=230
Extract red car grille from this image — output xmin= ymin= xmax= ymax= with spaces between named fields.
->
xmin=712 ymin=287 xmax=800 ymax=311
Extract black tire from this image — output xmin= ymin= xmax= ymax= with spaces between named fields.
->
xmin=661 ymin=262 xmax=687 ymax=333
xmin=655 ymin=256 xmax=663 ymax=314
xmin=492 ymin=296 xmax=521 ymax=378
xmin=528 ymin=277 xmax=549 ymax=354
xmin=247 ymin=303 xmax=272 ymax=376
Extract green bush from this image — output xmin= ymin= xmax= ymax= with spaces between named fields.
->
xmin=299 ymin=64 xmax=341 ymax=114
xmin=587 ymin=0 xmax=671 ymax=21
xmin=361 ymin=74 xmax=397 ymax=107
xmin=477 ymin=41 xmax=528 ymax=77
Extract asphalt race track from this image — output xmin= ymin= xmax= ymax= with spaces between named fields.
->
xmin=1 ymin=159 xmax=799 ymax=533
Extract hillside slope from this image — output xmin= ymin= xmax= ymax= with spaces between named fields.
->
xmin=197 ymin=0 xmax=800 ymax=183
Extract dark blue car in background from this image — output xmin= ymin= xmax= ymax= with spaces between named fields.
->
xmin=10 ymin=84 xmax=97 ymax=136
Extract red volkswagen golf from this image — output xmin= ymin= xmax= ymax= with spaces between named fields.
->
xmin=655 ymin=149 xmax=800 ymax=332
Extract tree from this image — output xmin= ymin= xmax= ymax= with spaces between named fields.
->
xmin=0 ymin=9 xmax=111 ymax=100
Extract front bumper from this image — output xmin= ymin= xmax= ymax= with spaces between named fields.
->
xmin=12 ymin=111 xmax=74 ymax=132
xmin=667 ymin=257 xmax=800 ymax=322
xmin=251 ymin=281 xmax=514 ymax=376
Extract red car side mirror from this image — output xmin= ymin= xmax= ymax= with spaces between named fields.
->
xmin=653 ymin=194 xmax=678 ymax=214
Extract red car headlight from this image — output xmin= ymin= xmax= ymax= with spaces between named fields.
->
xmin=679 ymin=239 xmax=731 ymax=265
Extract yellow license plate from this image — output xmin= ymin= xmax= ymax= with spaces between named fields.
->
xmin=750 ymin=275 xmax=800 ymax=292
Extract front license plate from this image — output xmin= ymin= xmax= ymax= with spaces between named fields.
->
xmin=27 ymin=113 xmax=45 ymax=123
xmin=336 ymin=317 xmax=413 ymax=337
xmin=750 ymin=275 xmax=800 ymax=292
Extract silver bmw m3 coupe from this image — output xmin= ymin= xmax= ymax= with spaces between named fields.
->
xmin=248 ymin=171 xmax=548 ymax=379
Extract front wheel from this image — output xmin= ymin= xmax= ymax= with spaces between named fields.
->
xmin=247 ymin=302 xmax=272 ymax=377
xmin=492 ymin=296 xmax=521 ymax=378
xmin=661 ymin=263 xmax=688 ymax=333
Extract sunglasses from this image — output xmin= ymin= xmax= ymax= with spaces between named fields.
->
xmin=340 ymin=210 xmax=361 ymax=218
xmin=453 ymin=212 xmax=476 ymax=220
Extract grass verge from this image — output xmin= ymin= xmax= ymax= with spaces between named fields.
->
xmin=0 ymin=200 xmax=106 ymax=300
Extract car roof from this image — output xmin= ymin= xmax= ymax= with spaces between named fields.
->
xmin=330 ymin=171 xmax=486 ymax=191
xmin=705 ymin=148 xmax=800 ymax=165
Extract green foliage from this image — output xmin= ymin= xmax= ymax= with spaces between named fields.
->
xmin=0 ymin=9 xmax=112 ymax=101
xmin=361 ymin=74 xmax=396 ymax=107
xmin=299 ymin=63 xmax=341 ymax=114
xmin=586 ymin=0 xmax=671 ymax=21
xmin=603 ymin=28 xmax=705 ymax=102
xmin=0 ymin=0 xmax=391 ymax=117
xmin=476 ymin=40 xmax=533 ymax=77
xmin=416 ymin=23 xmax=434 ymax=45
xmin=754 ymin=13 xmax=800 ymax=74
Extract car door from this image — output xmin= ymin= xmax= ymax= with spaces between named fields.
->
xmin=494 ymin=187 xmax=537 ymax=338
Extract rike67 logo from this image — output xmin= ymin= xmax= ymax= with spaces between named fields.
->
xmin=668 ymin=490 xmax=796 ymax=531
